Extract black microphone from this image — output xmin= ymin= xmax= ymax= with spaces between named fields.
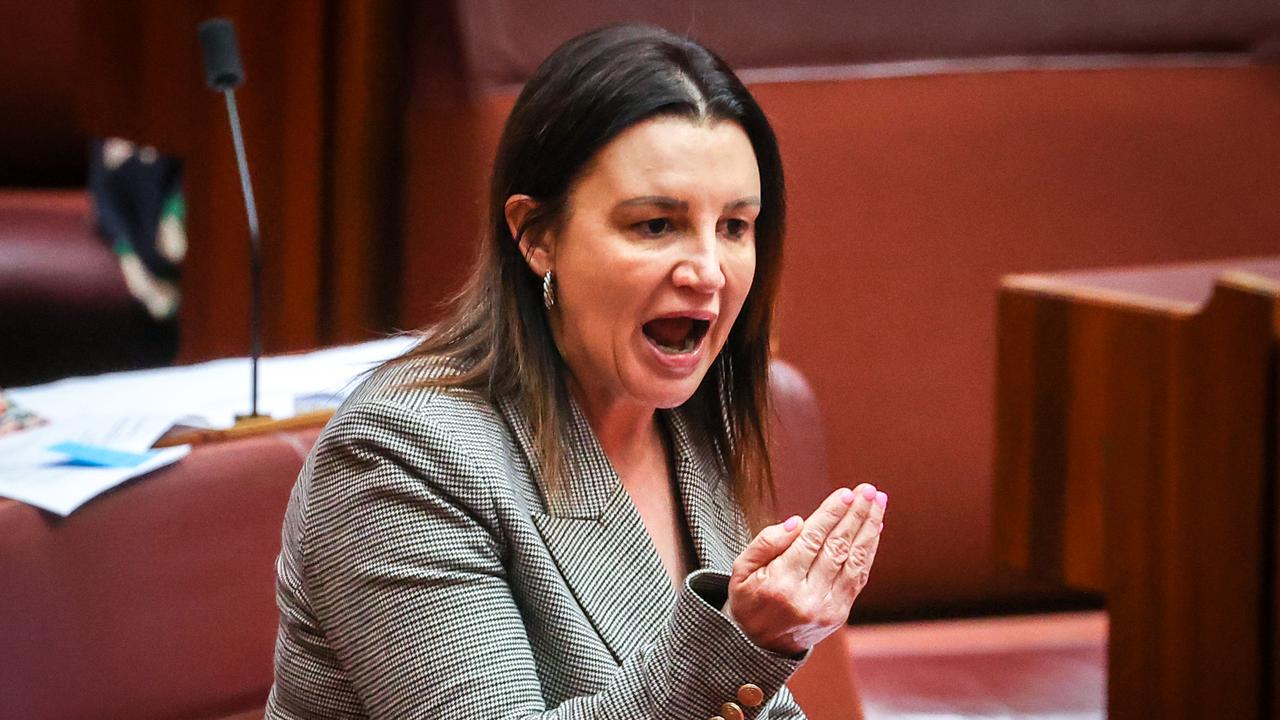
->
xmin=197 ymin=19 xmax=244 ymax=90
xmin=198 ymin=17 xmax=267 ymax=422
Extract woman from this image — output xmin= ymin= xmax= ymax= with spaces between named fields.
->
xmin=267 ymin=24 xmax=887 ymax=720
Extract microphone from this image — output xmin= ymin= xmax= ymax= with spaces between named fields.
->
xmin=198 ymin=18 xmax=267 ymax=422
xmin=197 ymin=19 xmax=244 ymax=90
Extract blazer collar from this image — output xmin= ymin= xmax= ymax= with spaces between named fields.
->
xmin=496 ymin=393 xmax=615 ymax=519
xmin=662 ymin=408 xmax=746 ymax=572
xmin=496 ymin=393 xmax=744 ymax=662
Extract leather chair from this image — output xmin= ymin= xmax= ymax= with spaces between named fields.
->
xmin=0 ymin=191 xmax=176 ymax=387
xmin=0 ymin=429 xmax=320 ymax=719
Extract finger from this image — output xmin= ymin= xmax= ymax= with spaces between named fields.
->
xmin=836 ymin=490 xmax=888 ymax=602
xmin=776 ymin=486 xmax=857 ymax=570
xmin=841 ymin=524 xmax=882 ymax=604
xmin=806 ymin=483 xmax=877 ymax=586
xmin=838 ymin=531 xmax=881 ymax=609
xmin=731 ymin=515 xmax=803 ymax=583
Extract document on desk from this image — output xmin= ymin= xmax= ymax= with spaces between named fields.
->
xmin=0 ymin=415 xmax=189 ymax=516
xmin=8 ymin=336 xmax=416 ymax=429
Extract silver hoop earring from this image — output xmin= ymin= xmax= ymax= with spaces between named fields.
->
xmin=542 ymin=269 xmax=555 ymax=310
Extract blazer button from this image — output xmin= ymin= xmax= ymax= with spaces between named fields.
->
xmin=709 ymin=716 xmax=725 ymax=720
xmin=721 ymin=701 xmax=745 ymax=720
xmin=737 ymin=683 xmax=765 ymax=707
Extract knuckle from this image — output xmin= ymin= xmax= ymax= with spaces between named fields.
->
xmin=822 ymin=535 xmax=853 ymax=564
xmin=852 ymin=569 xmax=870 ymax=594
xmin=846 ymin=565 xmax=871 ymax=593
xmin=847 ymin=544 xmax=872 ymax=568
xmin=798 ymin=529 xmax=825 ymax=554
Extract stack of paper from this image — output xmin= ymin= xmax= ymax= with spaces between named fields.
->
xmin=0 ymin=336 xmax=417 ymax=515
xmin=0 ymin=415 xmax=189 ymax=515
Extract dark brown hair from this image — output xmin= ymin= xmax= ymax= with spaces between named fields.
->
xmin=398 ymin=24 xmax=786 ymax=525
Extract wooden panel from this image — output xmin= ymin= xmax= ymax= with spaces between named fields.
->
xmin=326 ymin=0 xmax=412 ymax=343
xmin=995 ymin=260 xmax=1279 ymax=719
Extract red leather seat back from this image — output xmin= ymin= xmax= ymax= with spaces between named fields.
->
xmin=768 ymin=358 xmax=833 ymax=520
xmin=0 ymin=429 xmax=319 ymax=720
xmin=0 ymin=191 xmax=166 ymax=387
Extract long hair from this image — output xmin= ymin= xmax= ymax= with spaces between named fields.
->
xmin=396 ymin=24 xmax=786 ymax=526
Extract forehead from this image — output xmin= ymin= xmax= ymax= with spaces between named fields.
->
xmin=573 ymin=116 xmax=761 ymax=203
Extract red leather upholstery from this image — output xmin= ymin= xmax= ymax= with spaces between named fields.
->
xmin=0 ymin=429 xmax=319 ymax=720
xmin=767 ymin=359 xmax=833 ymax=521
xmin=846 ymin=611 xmax=1106 ymax=716
xmin=0 ymin=191 xmax=172 ymax=387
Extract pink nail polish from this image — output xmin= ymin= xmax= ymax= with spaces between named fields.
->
xmin=784 ymin=516 xmax=800 ymax=531
xmin=860 ymin=485 xmax=877 ymax=501
xmin=839 ymin=488 xmax=855 ymax=504
xmin=875 ymin=491 xmax=888 ymax=508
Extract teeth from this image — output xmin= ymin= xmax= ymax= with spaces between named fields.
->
xmin=653 ymin=334 xmax=697 ymax=355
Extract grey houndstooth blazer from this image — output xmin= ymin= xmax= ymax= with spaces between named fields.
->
xmin=265 ymin=356 xmax=808 ymax=719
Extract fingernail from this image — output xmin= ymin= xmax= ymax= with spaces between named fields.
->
xmin=875 ymin=491 xmax=888 ymax=508
xmin=784 ymin=516 xmax=801 ymax=531
xmin=879 ymin=521 xmax=885 ymax=534
xmin=839 ymin=488 xmax=855 ymax=504
xmin=860 ymin=484 xmax=877 ymax=501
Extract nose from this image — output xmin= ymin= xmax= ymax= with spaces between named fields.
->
xmin=671 ymin=231 xmax=725 ymax=293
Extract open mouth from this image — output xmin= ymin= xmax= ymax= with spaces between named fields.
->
xmin=642 ymin=316 xmax=711 ymax=355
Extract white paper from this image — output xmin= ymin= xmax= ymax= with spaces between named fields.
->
xmin=0 ymin=416 xmax=190 ymax=516
xmin=8 ymin=336 xmax=415 ymax=429
xmin=0 ymin=337 xmax=416 ymax=515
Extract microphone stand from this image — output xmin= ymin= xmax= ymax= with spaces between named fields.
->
xmin=221 ymin=89 xmax=266 ymax=422
xmin=199 ymin=17 xmax=269 ymax=425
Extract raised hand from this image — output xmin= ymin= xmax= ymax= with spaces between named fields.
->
xmin=724 ymin=484 xmax=887 ymax=655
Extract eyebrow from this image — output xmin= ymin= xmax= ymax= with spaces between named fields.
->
xmin=615 ymin=195 xmax=761 ymax=212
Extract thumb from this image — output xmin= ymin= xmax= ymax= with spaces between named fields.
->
xmin=732 ymin=515 xmax=803 ymax=582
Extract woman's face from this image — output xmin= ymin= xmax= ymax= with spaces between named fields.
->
xmin=540 ymin=115 xmax=761 ymax=414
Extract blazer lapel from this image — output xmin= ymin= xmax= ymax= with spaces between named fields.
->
xmin=497 ymin=395 xmax=674 ymax=664
xmin=663 ymin=409 xmax=748 ymax=572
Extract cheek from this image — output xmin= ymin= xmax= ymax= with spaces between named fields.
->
xmin=724 ymin=248 xmax=757 ymax=314
xmin=560 ymin=259 xmax=645 ymax=352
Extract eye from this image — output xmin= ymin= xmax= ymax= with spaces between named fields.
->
xmin=721 ymin=218 xmax=752 ymax=240
xmin=635 ymin=218 xmax=674 ymax=237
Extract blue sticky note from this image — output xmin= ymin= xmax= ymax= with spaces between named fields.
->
xmin=48 ymin=442 xmax=153 ymax=468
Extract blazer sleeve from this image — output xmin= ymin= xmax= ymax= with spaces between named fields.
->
xmin=298 ymin=397 xmax=807 ymax=720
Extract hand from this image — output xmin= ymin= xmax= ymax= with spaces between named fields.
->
xmin=723 ymin=484 xmax=887 ymax=655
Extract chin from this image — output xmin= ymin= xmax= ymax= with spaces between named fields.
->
xmin=636 ymin=372 xmax=710 ymax=410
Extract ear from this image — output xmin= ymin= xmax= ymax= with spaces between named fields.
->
xmin=504 ymin=194 xmax=554 ymax=277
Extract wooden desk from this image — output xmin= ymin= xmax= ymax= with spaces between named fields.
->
xmin=994 ymin=256 xmax=1280 ymax=719
xmin=152 ymin=410 xmax=334 ymax=447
